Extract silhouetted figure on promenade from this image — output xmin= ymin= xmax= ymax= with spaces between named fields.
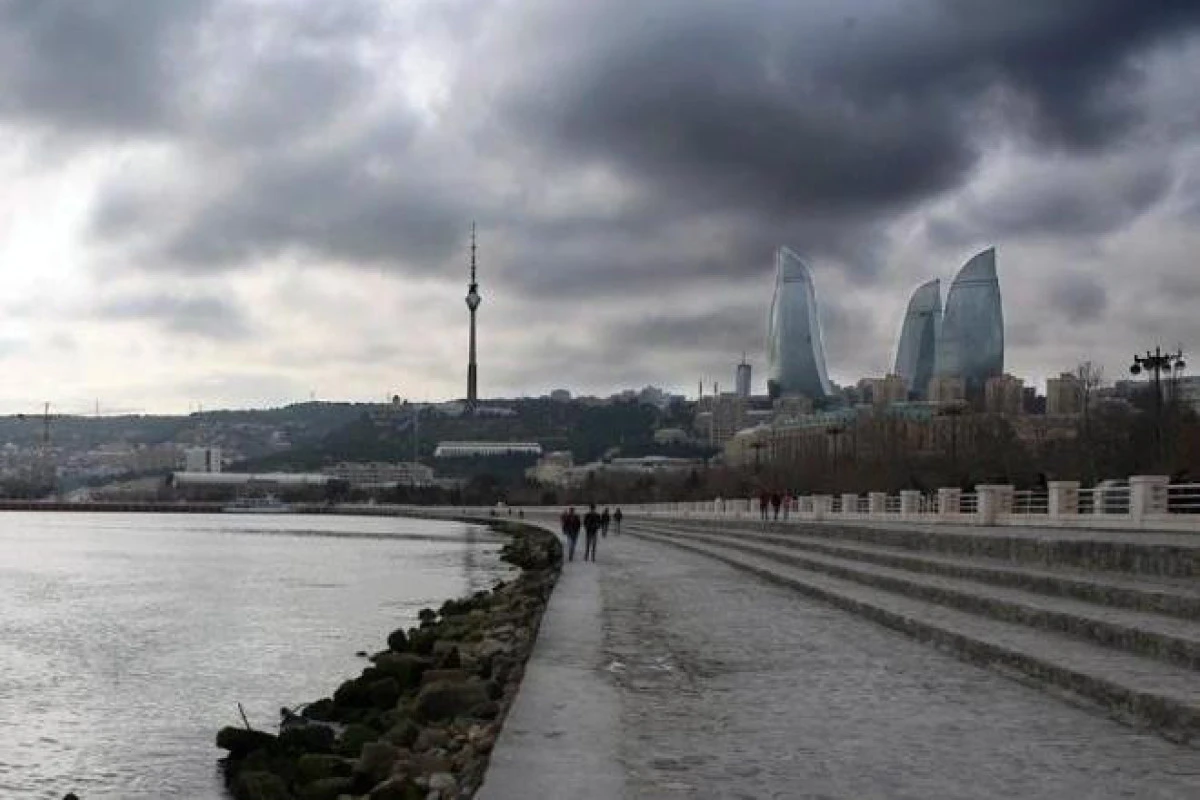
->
xmin=759 ymin=491 xmax=770 ymax=520
xmin=613 ymin=507 xmax=623 ymax=534
xmin=782 ymin=493 xmax=791 ymax=521
xmin=770 ymin=492 xmax=782 ymax=521
xmin=561 ymin=507 xmax=581 ymax=562
xmin=583 ymin=503 xmax=602 ymax=561
xmin=600 ymin=507 xmax=611 ymax=537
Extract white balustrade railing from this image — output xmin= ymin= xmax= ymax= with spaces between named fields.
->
xmin=586 ymin=474 xmax=1197 ymax=532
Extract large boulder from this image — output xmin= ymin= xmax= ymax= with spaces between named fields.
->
xmin=296 ymin=776 xmax=353 ymax=800
xmin=232 ymin=770 xmax=291 ymax=800
xmin=367 ymin=677 xmax=401 ymax=709
xmin=415 ymin=680 xmax=490 ymax=722
xmin=386 ymin=627 xmax=409 ymax=652
xmin=336 ymin=723 xmax=380 ymax=757
xmin=296 ymin=753 xmax=352 ymax=783
xmin=216 ymin=727 xmax=278 ymax=759
xmin=371 ymin=653 xmax=431 ymax=689
xmin=354 ymin=740 xmax=400 ymax=789
xmin=419 ymin=669 xmax=469 ymax=687
xmin=384 ymin=719 xmax=422 ymax=748
xmin=369 ymin=777 xmax=424 ymax=800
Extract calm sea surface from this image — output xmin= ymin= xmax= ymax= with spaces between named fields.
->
xmin=0 ymin=512 xmax=510 ymax=800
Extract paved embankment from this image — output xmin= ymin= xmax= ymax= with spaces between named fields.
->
xmin=480 ymin=519 xmax=1200 ymax=799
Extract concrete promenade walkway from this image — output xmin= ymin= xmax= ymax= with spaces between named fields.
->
xmin=478 ymin=521 xmax=1200 ymax=799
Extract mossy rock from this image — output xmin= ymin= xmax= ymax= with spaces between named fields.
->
xmin=296 ymin=753 xmax=352 ymax=783
xmin=296 ymin=775 xmax=353 ymax=800
xmin=336 ymin=723 xmax=380 ymax=757
xmin=217 ymin=727 xmax=279 ymax=759
xmin=386 ymin=627 xmax=409 ymax=652
xmin=232 ymin=770 xmax=292 ymax=800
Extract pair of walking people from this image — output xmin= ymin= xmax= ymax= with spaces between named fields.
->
xmin=560 ymin=504 xmax=603 ymax=562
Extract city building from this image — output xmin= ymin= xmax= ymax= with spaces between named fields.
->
xmin=736 ymin=357 xmax=752 ymax=398
xmin=709 ymin=395 xmax=747 ymax=447
xmin=766 ymin=246 xmax=832 ymax=399
xmin=549 ymin=389 xmax=572 ymax=402
xmin=525 ymin=451 xmax=574 ymax=485
xmin=934 ymin=247 xmax=1004 ymax=398
xmin=772 ymin=395 xmax=815 ymax=421
xmin=321 ymin=461 xmax=435 ymax=488
xmin=182 ymin=446 xmax=222 ymax=473
xmin=859 ymin=375 xmax=909 ymax=407
xmin=529 ymin=455 xmax=704 ymax=488
xmin=984 ymin=373 xmax=1024 ymax=415
xmin=927 ymin=375 xmax=966 ymax=404
xmin=1046 ymin=373 xmax=1083 ymax=415
xmin=893 ymin=278 xmax=941 ymax=400
xmin=433 ymin=441 xmax=543 ymax=458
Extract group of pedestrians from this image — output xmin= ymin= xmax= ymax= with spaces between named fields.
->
xmin=758 ymin=490 xmax=793 ymax=521
xmin=559 ymin=504 xmax=622 ymax=562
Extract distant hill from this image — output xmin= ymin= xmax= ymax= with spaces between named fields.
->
xmin=234 ymin=398 xmax=715 ymax=475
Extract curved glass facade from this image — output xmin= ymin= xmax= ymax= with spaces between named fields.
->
xmin=935 ymin=247 xmax=1004 ymax=396
xmin=767 ymin=246 xmax=832 ymax=399
xmin=893 ymin=278 xmax=941 ymax=400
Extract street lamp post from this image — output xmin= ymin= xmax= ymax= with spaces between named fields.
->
xmin=1130 ymin=346 xmax=1186 ymax=463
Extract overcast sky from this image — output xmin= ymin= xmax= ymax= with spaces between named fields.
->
xmin=1 ymin=1 xmax=1199 ymax=414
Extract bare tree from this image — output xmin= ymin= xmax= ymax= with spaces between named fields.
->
xmin=1075 ymin=360 xmax=1104 ymax=479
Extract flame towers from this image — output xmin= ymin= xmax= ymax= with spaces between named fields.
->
xmin=934 ymin=247 xmax=1004 ymax=396
xmin=893 ymin=279 xmax=941 ymax=399
xmin=767 ymin=246 xmax=832 ymax=399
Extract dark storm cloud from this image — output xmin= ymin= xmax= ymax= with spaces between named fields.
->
xmin=1048 ymin=273 xmax=1109 ymax=325
xmin=927 ymin=155 xmax=1174 ymax=247
xmin=483 ymin=0 xmax=1200 ymax=243
xmin=58 ymin=0 xmax=1200 ymax=292
xmin=606 ymin=309 xmax=766 ymax=356
xmin=96 ymin=293 xmax=251 ymax=340
xmin=0 ymin=0 xmax=214 ymax=133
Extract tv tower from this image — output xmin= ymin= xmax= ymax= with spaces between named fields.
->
xmin=465 ymin=222 xmax=481 ymax=412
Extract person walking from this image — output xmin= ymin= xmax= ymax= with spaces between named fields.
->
xmin=562 ymin=506 xmax=580 ymax=562
xmin=613 ymin=507 xmax=623 ymax=534
xmin=600 ymin=507 xmax=612 ymax=537
xmin=583 ymin=503 xmax=602 ymax=562
xmin=770 ymin=492 xmax=782 ymax=521
xmin=759 ymin=491 xmax=770 ymax=521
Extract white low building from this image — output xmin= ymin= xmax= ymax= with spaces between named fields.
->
xmin=434 ymin=441 xmax=543 ymax=458
xmin=322 ymin=461 xmax=435 ymax=487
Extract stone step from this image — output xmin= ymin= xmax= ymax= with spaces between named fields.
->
xmin=631 ymin=524 xmax=1200 ymax=672
xmin=628 ymin=514 xmax=1200 ymax=577
xmin=628 ymin=528 xmax=1200 ymax=746
xmin=634 ymin=520 xmax=1200 ymax=621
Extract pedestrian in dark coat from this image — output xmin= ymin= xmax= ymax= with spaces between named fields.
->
xmin=583 ymin=503 xmax=602 ymax=561
xmin=562 ymin=507 xmax=580 ymax=561
xmin=600 ymin=507 xmax=612 ymax=537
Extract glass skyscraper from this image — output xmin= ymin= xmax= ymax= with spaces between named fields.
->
xmin=893 ymin=278 xmax=941 ymax=400
xmin=935 ymin=247 xmax=1004 ymax=397
xmin=767 ymin=246 xmax=832 ymax=399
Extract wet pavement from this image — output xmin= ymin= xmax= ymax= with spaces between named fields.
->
xmin=481 ymin=525 xmax=1200 ymax=799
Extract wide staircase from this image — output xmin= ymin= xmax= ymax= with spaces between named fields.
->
xmin=624 ymin=515 xmax=1200 ymax=745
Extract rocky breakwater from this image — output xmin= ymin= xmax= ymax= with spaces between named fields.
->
xmin=216 ymin=520 xmax=561 ymax=800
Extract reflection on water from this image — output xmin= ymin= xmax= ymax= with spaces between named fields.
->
xmin=0 ymin=512 xmax=510 ymax=800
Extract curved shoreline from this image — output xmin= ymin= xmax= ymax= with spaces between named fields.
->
xmin=216 ymin=517 xmax=562 ymax=800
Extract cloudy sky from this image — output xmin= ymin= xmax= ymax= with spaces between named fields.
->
xmin=1 ymin=0 xmax=1199 ymax=413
